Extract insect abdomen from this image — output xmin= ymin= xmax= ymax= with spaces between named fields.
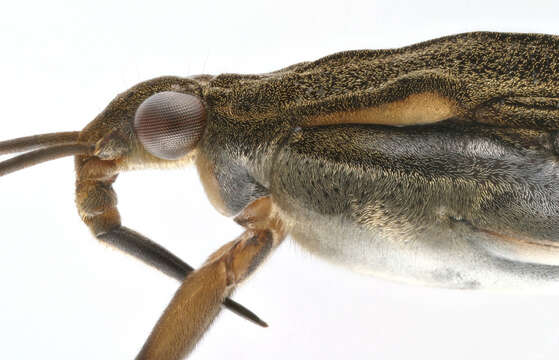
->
xmin=268 ymin=122 xmax=559 ymax=289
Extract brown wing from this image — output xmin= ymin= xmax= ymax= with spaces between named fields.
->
xmin=296 ymin=32 xmax=559 ymax=130
xmin=208 ymin=32 xmax=559 ymax=131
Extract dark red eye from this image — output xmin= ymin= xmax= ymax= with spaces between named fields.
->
xmin=134 ymin=92 xmax=206 ymax=160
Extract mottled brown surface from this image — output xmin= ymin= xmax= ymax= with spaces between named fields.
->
xmin=206 ymin=32 xmax=559 ymax=130
xmin=16 ymin=31 xmax=556 ymax=359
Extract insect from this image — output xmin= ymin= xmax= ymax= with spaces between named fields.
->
xmin=1 ymin=31 xmax=559 ymax=359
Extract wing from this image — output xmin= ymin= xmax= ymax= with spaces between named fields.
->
xmin=207 ymin=32 xmax=559 ymax=131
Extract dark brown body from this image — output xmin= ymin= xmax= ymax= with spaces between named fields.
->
xmin=3 ymin=31 xmax=559 ymax=359
xmin=72 ymin=31 xmax=559 ymax=302
xmin=191 ymin=32 xmax=559 ymax=289
xmin=70 ymin=33 xmax=559 ymax=358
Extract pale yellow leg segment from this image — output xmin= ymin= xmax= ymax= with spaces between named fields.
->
xmin=136 ymin=230 xmax=277 ymax=360
xmin=136 ymin=196 xmax=286 ymax=360
xmin=135 ymin=250 xmax=228 ymax=360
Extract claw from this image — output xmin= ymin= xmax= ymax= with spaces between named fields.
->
xmin=222 ymin=298 xmax=268 ymax=327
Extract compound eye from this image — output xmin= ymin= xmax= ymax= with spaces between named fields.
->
xmin=134 ymin=91 xmax=206 ymax=160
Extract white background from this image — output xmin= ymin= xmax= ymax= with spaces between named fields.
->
xmin=1 ymin=1 xmax=559 ymax=359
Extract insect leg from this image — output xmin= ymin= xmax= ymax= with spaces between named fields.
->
xmin=75 ymin=157 xmax=266 ymax=327
xmin=136 ymin=197 xmax=285 ymax=360
xmin=98 ymin=226 xmax=267 ymax=327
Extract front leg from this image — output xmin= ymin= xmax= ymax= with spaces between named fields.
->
xmin=137 ymin=197 xmax=286 ymax=360
xmin=75 ymin=156 xmax=268 ymax=326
